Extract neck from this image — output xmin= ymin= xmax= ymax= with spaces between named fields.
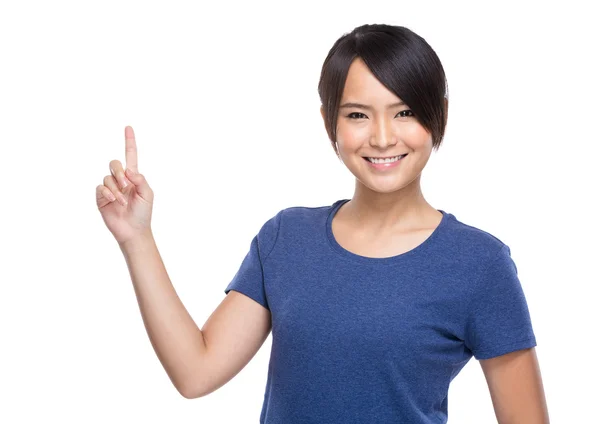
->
xmin=345 ymin=174 xmax=437 ymax=231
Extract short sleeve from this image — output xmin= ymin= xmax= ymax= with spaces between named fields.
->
xmin=224 ymin=210 xmax=283 ymax=311
xmin=464 ymin=244 xmax=537 ymax=360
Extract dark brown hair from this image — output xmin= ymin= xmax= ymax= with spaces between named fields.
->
xmin=318 ymin=24 xmax=449 ymax=155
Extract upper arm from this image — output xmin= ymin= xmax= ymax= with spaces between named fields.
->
xmin=480 ymin=347 xmax=550 ymax=423
xmin=184 ymin=210 xmax=280 ymax=398
xmin=187 ymin=290 xmax=272 ymax=398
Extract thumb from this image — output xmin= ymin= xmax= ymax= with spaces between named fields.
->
xmin=125 ymin=168 xmax=153 ymax=200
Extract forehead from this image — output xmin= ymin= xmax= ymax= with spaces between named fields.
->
xmin=341 ymin=58 xmax=400 ymax=103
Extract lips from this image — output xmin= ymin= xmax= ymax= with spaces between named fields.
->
xmin=362 ymin=153 xmax=407 ymax=171
xmin=362 ymin=154 xmax=408 ymax=163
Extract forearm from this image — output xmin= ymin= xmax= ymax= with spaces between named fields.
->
xmin=119 ymin=233 xmax=206 ymax=398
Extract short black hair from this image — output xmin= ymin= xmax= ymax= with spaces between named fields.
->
xmin=318 ymin=24 xmax=449 ymax=155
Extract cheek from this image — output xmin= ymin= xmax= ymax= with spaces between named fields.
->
xmin=403 ymin=123 xmax=433 ymax=148
xmin=336 ymin=121 xmax=368 ymax=146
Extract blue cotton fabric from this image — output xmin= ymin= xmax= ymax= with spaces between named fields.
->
xmin=224 ymin=199 xmax=537 ymax=424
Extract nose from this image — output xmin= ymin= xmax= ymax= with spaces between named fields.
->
xmin=369 ymin=117 xmax=397 ymax=149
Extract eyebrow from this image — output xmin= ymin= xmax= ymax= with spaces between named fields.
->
xmin=339 ymin=101 xmax=406 ymax=109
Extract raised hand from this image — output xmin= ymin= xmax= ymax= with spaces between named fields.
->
xmin=96 ymin=126 xmax=155 ymax=245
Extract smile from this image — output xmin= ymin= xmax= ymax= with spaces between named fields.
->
xmin=364 ymin=154 xmax=408 ymax=164
xmin=362 ymin=154 xmax=408 ymax=170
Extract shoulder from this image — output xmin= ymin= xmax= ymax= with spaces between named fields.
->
xmin=254 ymin=200 xmax=338 ymax=258
xmin=280 ymin=202 xmax=334 ymax=225
xmin=441 ymin=211 xmax=511 ymax=267
xmin=260 ymin=202 xmax=333 ymax=228
xmin=265 ymin=200 xmax=340 ymax=234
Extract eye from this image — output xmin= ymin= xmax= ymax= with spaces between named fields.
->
xmin=347 ymin=112 xmax=367 ymax=119
xmin=397 ymin=110 xmax=414 ymax=118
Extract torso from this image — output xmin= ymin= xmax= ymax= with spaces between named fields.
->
xmin=331 ymin=204 xmax=444 ymax=259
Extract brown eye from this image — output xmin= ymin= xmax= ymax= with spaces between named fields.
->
xmin=347 ymin=112 xmax=367 ymax=119
xmin=397 ymin=110 xmax=414 ymax=118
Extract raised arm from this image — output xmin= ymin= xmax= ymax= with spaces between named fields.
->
xmin=121 ymin=235 xmax=271 ymax=398
xmin=98 ymin=126 xmax=271 ymax=399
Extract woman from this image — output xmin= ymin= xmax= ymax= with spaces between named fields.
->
xmin=97 ymin=24 xmax=549 ymax=423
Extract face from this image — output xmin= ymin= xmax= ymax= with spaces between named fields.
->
xmin=321 ymin=57 xmax=434 ymax=195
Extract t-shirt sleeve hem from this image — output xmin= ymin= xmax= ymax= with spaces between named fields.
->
xmin=224 ymin=287 xmax=270 ymax=311
xmin=474 ymin=336 xmax=537 ymax=360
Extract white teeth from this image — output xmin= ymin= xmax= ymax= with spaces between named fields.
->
xmin=367 ymin=154 xmax=406 ymax=164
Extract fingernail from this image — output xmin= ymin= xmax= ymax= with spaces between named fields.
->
xmin=121 ymin=178 xmax=129 ymax=189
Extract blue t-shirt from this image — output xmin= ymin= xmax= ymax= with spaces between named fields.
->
xmin=224 ymin=199 xmax=537 ymax=424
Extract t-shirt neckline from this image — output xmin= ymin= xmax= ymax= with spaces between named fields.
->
xmin=325 ymin=199 xmax=450 ymax=265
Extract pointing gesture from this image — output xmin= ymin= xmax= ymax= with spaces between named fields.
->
xmin=97 ymin=126 xmax=155 ymax=246
xmin=125 ymin=125 xmax=139 ymax=174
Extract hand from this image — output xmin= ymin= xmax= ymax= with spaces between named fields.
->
xmin=96 ymin=126 xmax=155 ymax=245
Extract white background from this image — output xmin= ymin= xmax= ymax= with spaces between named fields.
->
xmin=1 ymin=0 xmax=598 ymax=422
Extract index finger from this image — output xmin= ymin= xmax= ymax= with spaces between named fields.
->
xmin=124 ymin=126 xmax=138 ymax=173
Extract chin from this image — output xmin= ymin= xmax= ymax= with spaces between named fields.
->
xmin=354 ymin=174 xmax=412 ymax=194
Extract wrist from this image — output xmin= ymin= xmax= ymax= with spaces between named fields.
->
xmin=119 ymin=231 xmax=155 ymax=254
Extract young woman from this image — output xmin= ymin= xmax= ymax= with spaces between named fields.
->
xmin=97 ymin=24 xmax=549 ymax=424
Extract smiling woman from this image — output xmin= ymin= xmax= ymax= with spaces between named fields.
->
xmin=98 ymin=23 xmax=549 ymax=424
